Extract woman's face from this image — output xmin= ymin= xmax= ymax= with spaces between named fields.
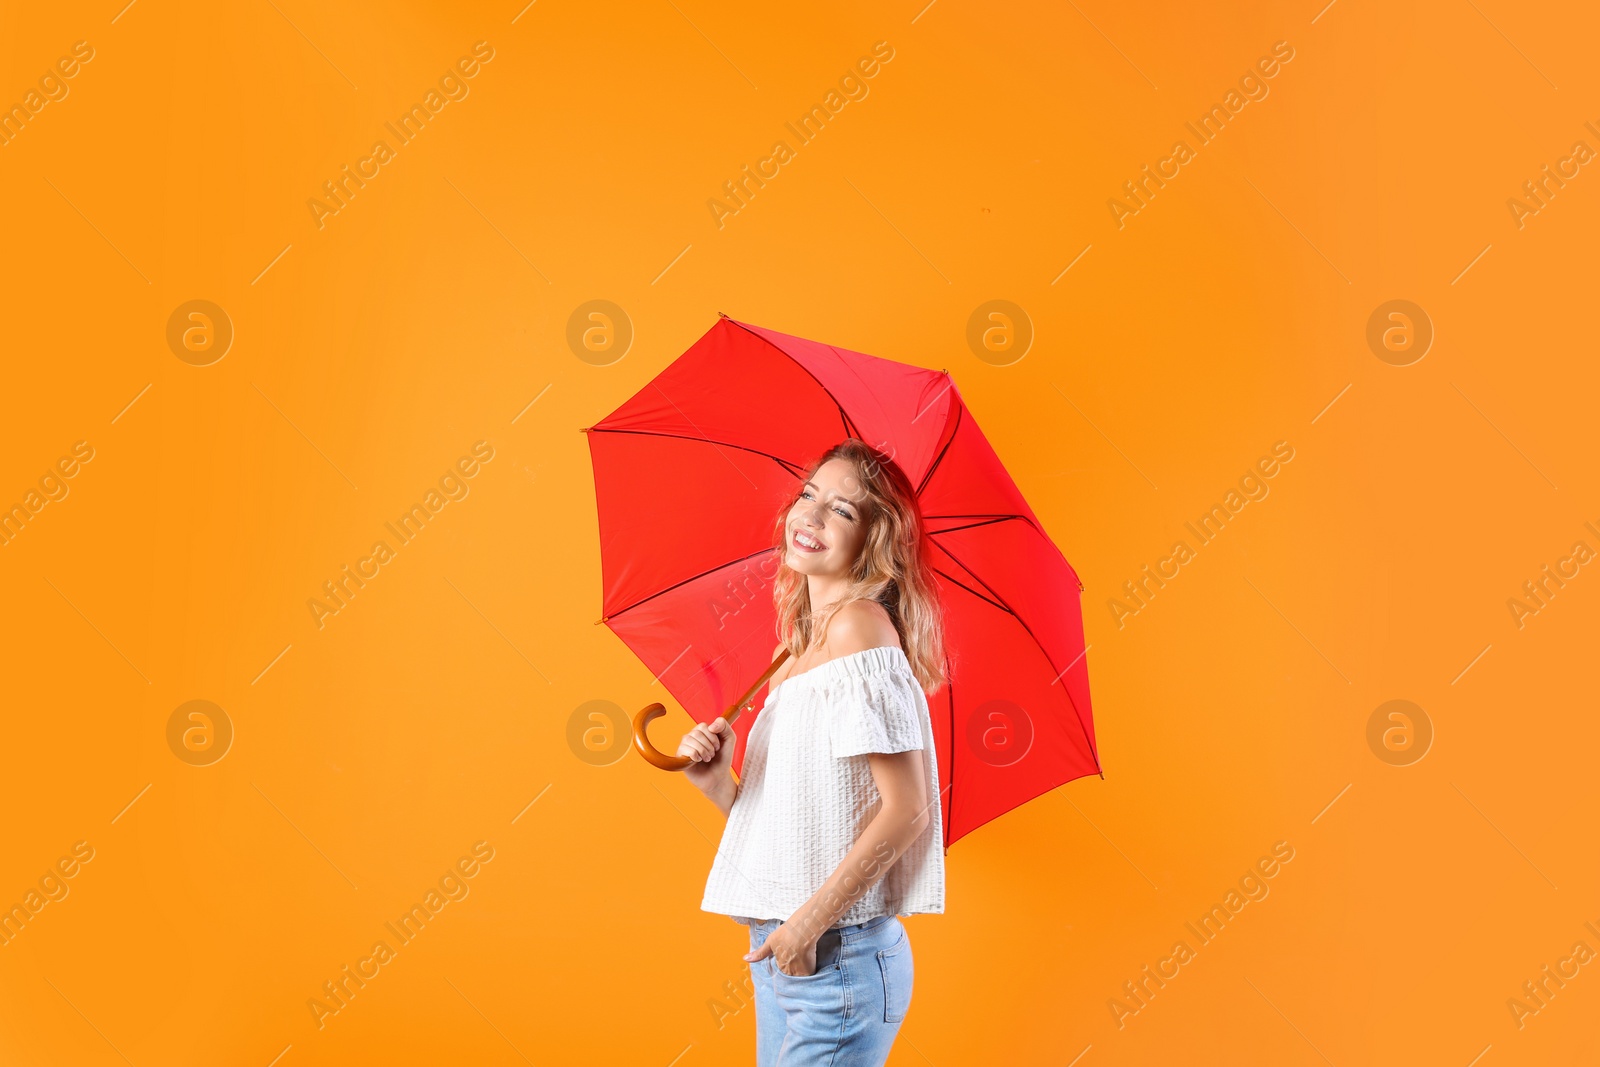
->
xmin=784 ymin=458 xmax=871 ymax=577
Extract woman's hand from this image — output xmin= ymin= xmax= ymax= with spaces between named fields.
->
xmin=678 ymin=716 xmax=735 ymax=798
xmin=744 ymin=921 xmax=819 ymax=977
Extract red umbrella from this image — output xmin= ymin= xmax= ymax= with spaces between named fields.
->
xmin=584 ymin=313 xmax=1100 ymax=848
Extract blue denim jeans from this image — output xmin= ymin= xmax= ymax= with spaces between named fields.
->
xmin=737 ymin=914 xmax=913 ymax=1066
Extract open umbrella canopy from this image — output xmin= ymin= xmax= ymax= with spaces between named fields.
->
xmin=585 ymin=314 xmax=1099 ymax=848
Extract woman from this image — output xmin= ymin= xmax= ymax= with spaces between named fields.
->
xmin=678 ymin=438 xmax=948 ymax=1066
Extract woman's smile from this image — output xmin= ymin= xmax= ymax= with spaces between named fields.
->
xmin=792 ymin=528 xmax=827 ymax=553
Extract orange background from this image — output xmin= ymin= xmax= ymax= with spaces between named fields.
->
xmin=2 ymin=1 xmax=1597 ymax=1063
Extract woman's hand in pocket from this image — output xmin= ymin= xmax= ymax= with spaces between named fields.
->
xmin=745 ymin=921 xmax=818 ymax=977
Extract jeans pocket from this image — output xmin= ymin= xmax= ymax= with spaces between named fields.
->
xmin=771 ymin=927 xmax=840 ymax=981
xmin=875 ymin=923 xmax=912 ymax=1023
xmin=773 ymin=959 xmax=837 ymax=981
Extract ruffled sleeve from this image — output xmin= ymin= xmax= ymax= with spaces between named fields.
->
xmin=828 ymin=651 xmax=928 ymax=759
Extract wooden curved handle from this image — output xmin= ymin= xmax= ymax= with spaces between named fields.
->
xmin=632 ymin=649 xmax=793 ymax=771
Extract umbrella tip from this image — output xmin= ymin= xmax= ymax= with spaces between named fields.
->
xmin=718 ymin=310 xmax=730 ymax=319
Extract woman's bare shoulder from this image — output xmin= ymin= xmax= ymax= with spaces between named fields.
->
xmin=825 ymin=600 xmax=901 ymax=655
xmin=766 ymin=602 xmax=899 ymax=689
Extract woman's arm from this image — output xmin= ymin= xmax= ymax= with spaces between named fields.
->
xmin=679 ymin=715 xmax=740 ymax=818
xmin=698 ymin=639 xmax=787 ymax=818
xmin=704 ymin=775 xmax=740 ymax=819
xmin=688 ymin=643 xmax=787 ymax=819
xmin=746 ymin=748 xmax=931 ymax=968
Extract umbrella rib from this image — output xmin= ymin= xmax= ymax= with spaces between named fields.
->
xmin=668 ymin=615 xmax=774 ymax=709
xmin=927 ymin=514 xmax=1084 ymax=591
xmin=827 ymin=343 xmax=880 ymax=440
xmin=722 ymin=318 xmax=860 ymax=441
xmin=925 ymin=513 xmax=1022 ymax=521
xmin=602 ymin=545 xmax=778 ymax=622
xmin=939 ymin=542 xmax=1055 ymax=669
xmin=936 ymin=541 xmax=1100 ymax=772
xmin=586 ymin=425 xmax=806 ymax=477
xmin=913 ymin=401 xmax=962 ymax=497
xmin=932 ymin=565 xmax=1011 ymax=616
xmin=927 ymin=514 xmax=1023 ymax=535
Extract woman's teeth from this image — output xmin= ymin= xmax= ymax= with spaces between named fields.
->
xmin=793 ymin=531 xmax=824 ymax=552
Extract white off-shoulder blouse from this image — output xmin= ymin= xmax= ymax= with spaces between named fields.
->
xmin=700 ymin=644 xmax=946 ymax=928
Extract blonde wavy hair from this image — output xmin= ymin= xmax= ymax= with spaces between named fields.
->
xmin=770 ymin=438 xmax=949 ymax=695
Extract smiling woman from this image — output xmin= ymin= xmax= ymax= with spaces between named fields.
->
xmin=677 ymin=438 xmax=948 ymax=1067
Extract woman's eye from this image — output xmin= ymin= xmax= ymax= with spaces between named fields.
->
xmin=798 ymin=489 xmax=851 ymax=520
